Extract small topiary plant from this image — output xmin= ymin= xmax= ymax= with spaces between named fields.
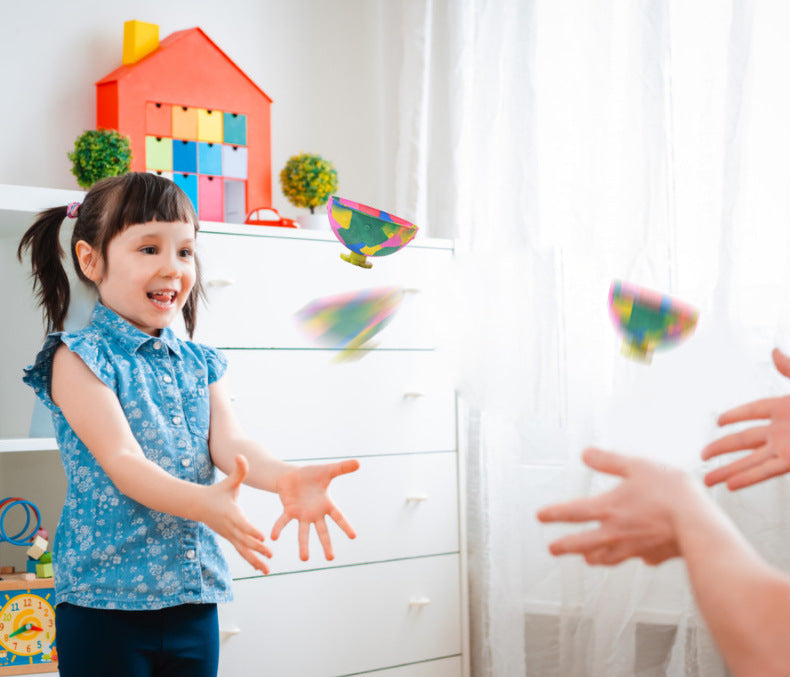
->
xmin=280 ymin=153 xmax=338 ymax=214
xmin=68 ymin=129 xmax=133 ymax=189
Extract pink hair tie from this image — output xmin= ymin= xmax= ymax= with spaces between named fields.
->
xmin=66 ymin=202 xmax=80 ymax=218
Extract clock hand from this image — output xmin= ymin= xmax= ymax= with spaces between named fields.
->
xmin=8 ymin=623 xmax=43 ymax=638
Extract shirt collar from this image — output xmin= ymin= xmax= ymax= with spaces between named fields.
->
xmin=90 ymin=302 xmax=182 ymax=358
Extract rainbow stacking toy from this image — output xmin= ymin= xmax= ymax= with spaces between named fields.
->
xmin=295 ymin=286 xmax=405 ymax=358
xmin=608 ymin=280 xmax=699 ymax=363
xmin=327 ymin=196 xmax=418 ymax=269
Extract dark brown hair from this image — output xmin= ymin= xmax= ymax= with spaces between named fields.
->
xmin=18 ymin=172 xmax=204 ymax=337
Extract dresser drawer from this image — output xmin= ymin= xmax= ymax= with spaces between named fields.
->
xmin=194 ymin=232 xmax=453 ymax=349
xmin=220 ymin=451 xmax=459 ymax=578
xmin=223 ymin=350 xmax=456 ymax=460
xmin=218 ymin=555 xmax=462 ymax=677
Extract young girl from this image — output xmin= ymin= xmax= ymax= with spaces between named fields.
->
xmin=18 ymin=172 xmax=359 ymax=677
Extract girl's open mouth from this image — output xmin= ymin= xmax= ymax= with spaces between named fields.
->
xmin=147 ymin=291 xmax=177 ymax=309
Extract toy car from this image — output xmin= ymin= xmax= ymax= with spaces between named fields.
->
xmin=244 ymin=207 xmax=298 ymax=228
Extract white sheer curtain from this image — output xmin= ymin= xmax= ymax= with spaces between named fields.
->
xmin=388 ymin=0 xmax=790 ymax=675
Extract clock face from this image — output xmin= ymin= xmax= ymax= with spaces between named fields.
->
xmin=0 ymin=591 xmax=56 ymax=660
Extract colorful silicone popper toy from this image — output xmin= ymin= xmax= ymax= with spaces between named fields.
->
xmin=295 ymin=286 xmax=405 ymax=360
xmin=608 ymin=280 xmax=699 ymax=363
xmin=327 ymin=196 xmax=418 ymax=269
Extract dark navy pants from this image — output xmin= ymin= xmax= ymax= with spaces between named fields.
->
xmin=55 ymin=602 xmax=219 ymax=677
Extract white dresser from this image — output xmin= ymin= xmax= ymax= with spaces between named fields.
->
xmin=0 ymin=185 xmax=469 ymax=677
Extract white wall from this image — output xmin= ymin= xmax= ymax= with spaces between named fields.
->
xmin=0 ymin=0 xmax=397 ymax=218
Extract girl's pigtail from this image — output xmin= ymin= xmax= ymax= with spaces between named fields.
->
xmin=17 ymin=206 xmax=71 ymax=333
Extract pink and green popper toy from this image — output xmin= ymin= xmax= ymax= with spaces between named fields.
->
xmin=328 ymin=196 xmax=418 ymax=269
xmin=609 ymin=280 xmax=699 ymax=363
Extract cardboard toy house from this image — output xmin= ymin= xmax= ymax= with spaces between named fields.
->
xmin=95 ymin=21 xmax=273 ymax=222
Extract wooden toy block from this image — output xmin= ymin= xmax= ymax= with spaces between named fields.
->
xmin=26 ymin=536 xmax=48 ymax=560
xmin=198 ymin=176 xmax=223 ymax=222
xmin=222 ymin=145 xmax=248 ymax=180
xmin=198 ymin=142 xmax=222 ymax=176
xmin=146 ymin=101 xmax=172 ymax=137
xmin=0 ymin=566 xmax=13 ymax=575
xmin=123 ymin=20 xmax=160 ymax=66
xmin=145 ymin=136 xmax=173 ymax=171
xmin=197 ymin=108 xmax=223 ymax=144
xmin=172 ymin=106 xmax=198 ymax=140
xmin=35 ymin=562 xmax=53 ymax=578
xmin=223 ymin=112 xmax=246 ymax=145
xmin=26 ymin=559 xmax=37 ymax=573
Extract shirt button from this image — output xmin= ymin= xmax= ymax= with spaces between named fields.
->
xmin=181 ymin=458 xmax=191 ymax=467
xmin=185 ymin=549 xmax=196 ymax=560
xmin=153 ymin=341 xmax=162 ymax=350
xmin=163 ymin=375 xmax=172 ymax=384
xmin=172 ymin=416 xmax=182 ymax=425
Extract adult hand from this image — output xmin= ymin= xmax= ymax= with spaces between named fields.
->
xmin=203 ymin=454 xmax=273 ymax=574
xmin=702 ymin=348 xmax=790 ymax=490
xmin=536 ymin=448 xmax=691 ymax=566
xmin=272 ymin=459 xmax=360 ymax=561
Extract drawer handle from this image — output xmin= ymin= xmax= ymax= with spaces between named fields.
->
xmin=406 ymin=493 xmax=429 ymax=503
xmin=220 ymin=626 xmax=242 ymax=638
xmin=402 ymin=287 xmax=421 ymax=294
xmin=403 ymin=392 xmax=425 ymax=399
xmin=207 ymin=277 xmax=236 ymax=288
xmin=409 ymin=597 xmax=431 ymax=608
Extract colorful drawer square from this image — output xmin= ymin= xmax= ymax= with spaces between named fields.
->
xmin=146 ymin=102 xmax=172 ymax=137
xmin=223 ymin=113 xmax=246 ymax=145
xmin=198 ymin=175 xmax=223 ymax=221
xmin=222 ymin=145 xmax=247 ymax=179
xmin=145 ymin=136 xmax=173 ymax=171
xmin=197 ymin=109 xmax=223 ymax=143
xmin=172 ymin=106 xmax=198 ymax=140
xmin=173 ymin=140 xmax=198 ymax=173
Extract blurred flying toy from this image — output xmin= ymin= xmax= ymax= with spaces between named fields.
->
xmin=609 ymin=280 xmax=698 ymax=363
xmin=328 ymin=196 xmax=418 ymax=269
xmin=295 ymin=287 xmax=405 ymax=359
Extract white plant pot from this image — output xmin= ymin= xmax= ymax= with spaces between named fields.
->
xmin=297 ymin=213 xmax=329 ymax=230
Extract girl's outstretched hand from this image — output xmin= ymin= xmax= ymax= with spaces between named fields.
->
xmin=203 ymin=454 xmax=273 ymax=574
xmin=702 ymin=348 xmax=790 ymax=490
xmin=271 ymin=459 xmax=360 ymax=561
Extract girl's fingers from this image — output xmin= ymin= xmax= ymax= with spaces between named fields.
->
xmin=717 ymin=398 xmax=777 ymax=426
xmin=328 ymin=459 xmax=360 ymax=479
xmin=703 ymin=447 xmax=770 ymax=486
xmin=328 ymin=507 xmax=356 ymax=539
xmin=548 ymin=527 xmax=612 ymax=556
xmin=537 ymin=493 xmax=609 ymax=524
xmin=701 ymin=426 xmax=769 ymax=460
xmin=298 ymin=521 xmax=310 ymax=561
xmin=314 ymin=517 xmax=334 ymax=561
xmin=773 ymin=348 xmax=790 ymax=379
xmin=727 ymin=456 xmax=790 ymax=490
xmin=270 ymin=513 xmax=291 ymax=541
xmin=581 ymin=447 xmax=631 ymax=478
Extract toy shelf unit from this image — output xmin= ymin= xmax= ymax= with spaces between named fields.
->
xmin=0 ymin=184 xmax=469 ymax=676
xmin=146 ymin=103 xmax=248 ymax=224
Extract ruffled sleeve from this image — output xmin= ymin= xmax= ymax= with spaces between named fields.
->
xmin=23 ymin=332 xmax=117 ymax=411
xmin=198 ymin=344 xmax=228 ymax=384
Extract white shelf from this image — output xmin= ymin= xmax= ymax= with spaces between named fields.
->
xmin=0 ymin=437 xmax=58 ymax=453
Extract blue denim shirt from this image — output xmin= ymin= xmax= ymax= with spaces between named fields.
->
xmin=23 ymin=303 xmax=233 ymax=610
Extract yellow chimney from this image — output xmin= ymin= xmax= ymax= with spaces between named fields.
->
xmin=122 ymin=20 xmax=160 ymax=65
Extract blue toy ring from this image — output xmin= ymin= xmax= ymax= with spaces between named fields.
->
xmin=0 ymin=498 xmax=41 ymax=547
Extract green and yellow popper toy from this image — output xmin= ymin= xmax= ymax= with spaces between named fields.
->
xmin=608 ymin=280 xmax=699 ymax=363
xmin=328 ymin=196 xmax=418 ymax=269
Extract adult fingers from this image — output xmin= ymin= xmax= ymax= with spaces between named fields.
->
xmin=581 ymin=447 xmax=631 ymax=478
xmin=328 ymin=506 xmax=357 ymax=540
xmin=537 ymin=493 xmax=609 ymax=524
xmin=726 ymin=456 xmax=790 ymax=490
xmin=315 ymin=517 xmax=334 ymax=561
xmin=703 ymin=447 xmax=770 ymax=487
xmin=701 ymin=426 xmax=769 ymax=461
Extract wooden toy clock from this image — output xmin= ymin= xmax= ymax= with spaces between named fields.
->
xmin=0 ymin=576 xmax=57 ymax=675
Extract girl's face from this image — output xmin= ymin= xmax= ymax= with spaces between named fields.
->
xmin=77 ymin=220 xmax=197 ymax=336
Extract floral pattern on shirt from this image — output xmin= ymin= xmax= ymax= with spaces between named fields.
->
xmin=23 ymin=302 xmax=233 ymax=610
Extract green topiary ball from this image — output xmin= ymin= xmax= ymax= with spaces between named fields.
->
xmin=280 ymin=153 xmax=338 ymax=214
xmin=68 ymin=129 xmax=133 ymax=189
